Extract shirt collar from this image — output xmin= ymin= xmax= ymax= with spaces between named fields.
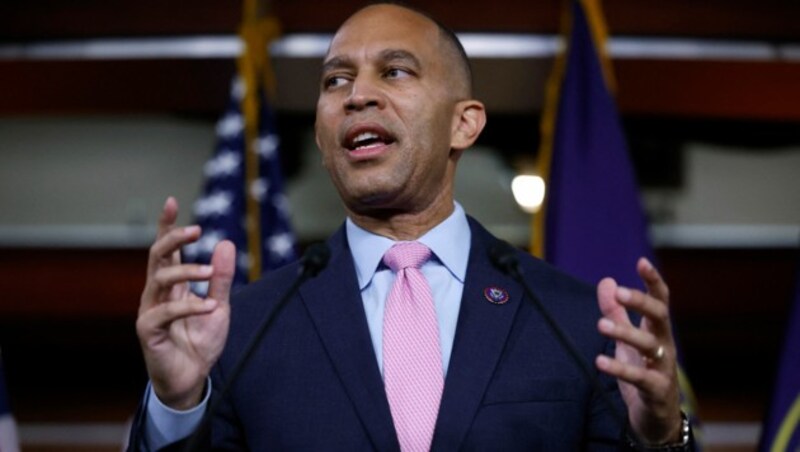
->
xmin=346 ymin=202 xmax=471 ymax=290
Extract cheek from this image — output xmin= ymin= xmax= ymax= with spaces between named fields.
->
xmin=315 ymin=102 xmax=340 ymax=139
xmin=319 ymin=149 xmax=342 ymax=180
xmin=319 ymin=150 xmax=330 ymax=170
xmin=315 ymin=125 xmax=339 ymax=161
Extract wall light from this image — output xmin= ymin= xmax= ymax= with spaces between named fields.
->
xmin=511 ymin=175 xmax=546 ymax=213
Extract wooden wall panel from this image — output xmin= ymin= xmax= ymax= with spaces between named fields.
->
xmin=0 ymin=59 xmax=234 ymax=115
xmin=3 ymin=57 xmax=800 ymax=120
xmin=2 ymin=0 xmax=799 ymax=40
xmin=0 ymin=248 xmax=146 ymax=317
xmin=616 ymin=60 xmax=800 ymax=121
xmin=2 ymin=1 xmax=800 ymax=119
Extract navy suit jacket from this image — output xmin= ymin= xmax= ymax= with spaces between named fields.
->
xmin=132 ymin=218 xmax=629 ymax=451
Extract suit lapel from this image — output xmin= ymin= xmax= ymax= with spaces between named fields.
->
xmin=299 ymin=227 xmax=400 ymax=452
xmin=431 ymin=219 xmax=523 ymax=451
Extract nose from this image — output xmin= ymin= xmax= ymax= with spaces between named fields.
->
xmin=344 ymin=76 xmax=385 ymax=112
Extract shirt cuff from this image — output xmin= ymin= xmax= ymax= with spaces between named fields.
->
xmin=144 ymin=379 xmax=211 ymax=450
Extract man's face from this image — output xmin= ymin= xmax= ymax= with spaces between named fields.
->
xmin=315 ymin=5 xmax=465 ymax=216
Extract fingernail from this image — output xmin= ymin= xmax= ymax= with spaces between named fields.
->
xmin=204 ymin=298 xmax=217 ymax=308
xmin=617 ymin=287 xmax=631 ymax=302
xmin=599 ymin=318 xmax=615 ymax=333
xmin=641 ymin=257 xmax=653 ymax=271
xmin=199 ymin=265 xmax=213 ymax=274
xmin=184 ymin=225 xmax=200 ymax=236
xmin=596 ymin=355 xmax=610 ymax=369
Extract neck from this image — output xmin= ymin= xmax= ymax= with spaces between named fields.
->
xmin=347 ymin=195 xmax=455 ymax=241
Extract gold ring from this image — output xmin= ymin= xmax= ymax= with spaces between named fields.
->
xmin=645 ymin=344 xmax=665 ymax=364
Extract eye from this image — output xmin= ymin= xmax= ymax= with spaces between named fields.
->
xmin=323 ymin=74 xmax=349 ymax=89
xmin=385 ymin=67 xmax=412 ymax=79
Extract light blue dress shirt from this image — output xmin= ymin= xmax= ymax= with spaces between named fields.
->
xmin=347 ymin=202 xmax=470 ymax=376
xmin=144 ymin=202 xmax=471 ymax=449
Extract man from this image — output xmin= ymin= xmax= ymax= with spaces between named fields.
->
xmin=131 ymin=3 xmax=692 ymax=450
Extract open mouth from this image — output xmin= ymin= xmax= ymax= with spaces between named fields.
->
xmin=344 ymin=127 xmax=396 ymax=151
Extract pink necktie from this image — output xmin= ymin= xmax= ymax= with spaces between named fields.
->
xmin=382 ymin=241 xmax=443 ymax=452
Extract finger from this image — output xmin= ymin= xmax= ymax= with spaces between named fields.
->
xmin=147 ymin=225 xmax=202 ymax=277
xmin=597 ymin=277 xmax=633 ymax=327
xmin=597 ymin=354 xmax=682 ymax=442
xmin=595 ymin=354 xmax=668 ymax=394
xmin=151 ymin=264 xmax=214 ymax=294
xmin=138 ymin=298 xmax=219 ymax=335
xmin=598 ymin=317 xmax=660 ymax=357
xmin=637 ymin=257 xmax=670 ymax=306
xmin=208 ymin=240 xmax=236 ymax=304
xmin=155 ymin=197 xmax=183 ymax=268
xmin=142 ymin=226 xmax=204 ymax=310
xmin=157 ymin=197 xmax=179 ymax=240
xmin=616 ymin=286 xmax=671 ymax=337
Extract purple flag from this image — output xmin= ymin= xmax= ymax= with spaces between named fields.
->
xmin=538 ymin=0 xmax=652 ymax=290
xmin=759 ymin=263 xmax=800 ymax=451
xmin=534 ymin=1 xmax=702 ymax=445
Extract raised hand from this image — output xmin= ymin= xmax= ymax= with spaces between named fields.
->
xmin=595 ymin=257 xmax=683 ymax=445
xmin=136 ymin=197 xmax=236 ymax=409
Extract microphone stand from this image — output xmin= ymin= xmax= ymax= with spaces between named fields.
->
xmin=489 ymin=241 xmax=644 ymax=446
xmin=183 ymin=243 xmax=330 ymax=451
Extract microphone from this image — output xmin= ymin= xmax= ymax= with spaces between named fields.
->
xmin=300 ymin=242 xmax=331 ymax=278
xmin=184 ymin=242 xmax=331 ymax=451
xmin=489 ymin=241 xmax=640 ymax=444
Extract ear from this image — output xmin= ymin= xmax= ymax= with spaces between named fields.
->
xmin=314 ymin=122 xmax=322 ymax=153
xmin=450 ymin=100 xmax=487 ymax=151
xmin=314 ymin=123 xmax=329 ymax=168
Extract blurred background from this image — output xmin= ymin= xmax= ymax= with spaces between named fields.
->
xmin=0 ymin=0 xmax=798 ymax=450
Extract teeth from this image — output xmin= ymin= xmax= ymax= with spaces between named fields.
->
xmin=353 ymin=132 xmax=379 ymax=146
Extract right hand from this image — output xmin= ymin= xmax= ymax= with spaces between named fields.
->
xmin=136 ymin=197 xmax=236 ymax=410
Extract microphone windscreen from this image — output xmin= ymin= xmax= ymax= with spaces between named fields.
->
xmin=489 ymin=241 xmax=520 ymax=275
xmin=302 ymin=242 xmax=331 ymax=277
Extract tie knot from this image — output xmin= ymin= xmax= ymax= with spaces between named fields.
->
xmin=383 ymin=241 xmax=431 ymax=272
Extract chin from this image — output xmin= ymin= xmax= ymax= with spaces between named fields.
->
xmin=345 ymin=189 xmax=409 ymax=214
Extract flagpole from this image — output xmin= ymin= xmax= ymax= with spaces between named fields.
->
xmin=531 ymin=0 xmax=571 ymax=258
xmin=238 ymin=0 xmax=280 ymax=282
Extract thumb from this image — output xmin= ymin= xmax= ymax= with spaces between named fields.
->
xmin=597 ymin=277 xmax=618 ymax=316
xmin=597 ymin=277 xmax=632 ymax=327
xmin=208 ymin=240 xmax=236 ymax=303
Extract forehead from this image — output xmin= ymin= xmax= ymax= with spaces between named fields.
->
xmin=325 ymin=5 xmax=442 ymax=63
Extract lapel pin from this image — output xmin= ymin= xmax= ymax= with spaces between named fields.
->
xmin=483 ymin=286 xmax=509 ymax=305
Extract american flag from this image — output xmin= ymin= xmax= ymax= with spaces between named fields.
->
xmin=184 ymin=77 xmax=297 ymax=294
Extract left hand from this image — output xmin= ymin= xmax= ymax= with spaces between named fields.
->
xmin=595 ymin=257 xmax=682 ymax=445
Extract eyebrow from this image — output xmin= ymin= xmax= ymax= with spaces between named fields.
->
xmin=377 ymin=49 xmax=421 ymax=70
xmin=321 ymin=48 xmax=422 ymax=75
xmin=321 ymin=55 xmax=352 ymax=75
